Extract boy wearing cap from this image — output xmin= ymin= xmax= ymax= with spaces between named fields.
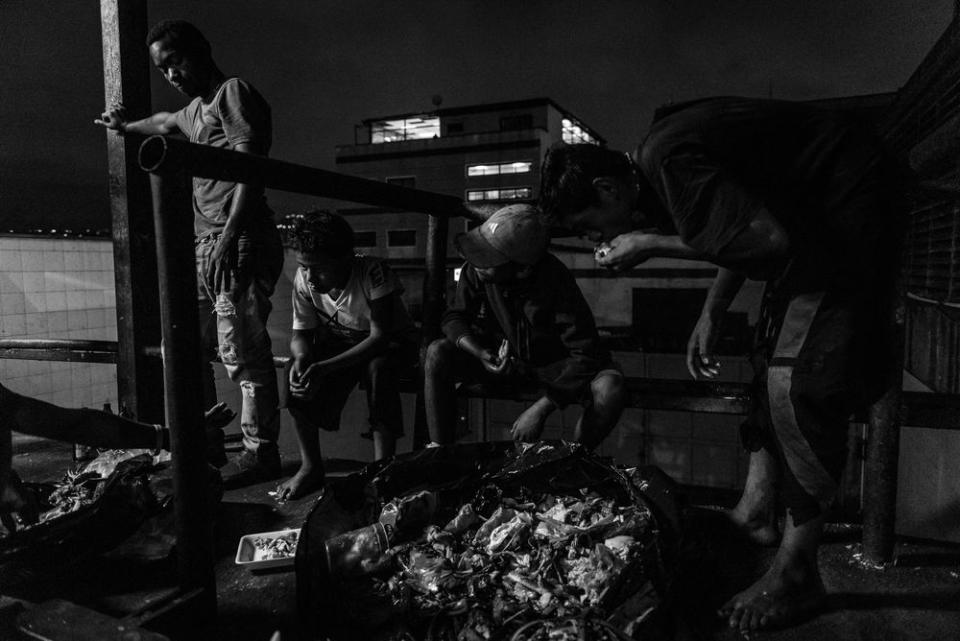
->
xmin=424 ymin=205 xmax=625 ymax=448
xmin=277 ymin=211 xmax=419 ymax=500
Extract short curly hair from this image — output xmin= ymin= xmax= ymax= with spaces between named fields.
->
xmin=282 ymin=210 xmax=354 ymax=257
xmin=537 ymin=143 xmax=634 ymax=225
xmin=146 ymin=20 xmax=211 ymax=59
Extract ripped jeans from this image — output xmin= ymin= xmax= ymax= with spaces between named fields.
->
xmin=196 ymin=226 xmax=283 ymax=456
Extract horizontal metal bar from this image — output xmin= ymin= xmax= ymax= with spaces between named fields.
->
xmin=0 ymin=339 xmax=119 ymax=363
xmin=138 ymin=135 xmax=467 ymax=219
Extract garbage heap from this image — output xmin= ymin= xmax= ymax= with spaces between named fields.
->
xmin=296 ymin=442 xmax=681 ymax=641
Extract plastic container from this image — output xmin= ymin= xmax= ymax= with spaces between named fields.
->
xmin=323 ymin=522 xmax=391 ymax=579
xmin=235 ymin=528 xmax=300 ymax=571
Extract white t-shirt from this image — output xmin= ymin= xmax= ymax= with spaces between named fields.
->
xmin=292 ymin=255 xmax=415 ymax=343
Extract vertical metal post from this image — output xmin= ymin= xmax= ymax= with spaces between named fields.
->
xmin=150 ymin=172 xmax=216 ymax=614
xmin=100 ymin=0 xmax=163 ymax=422
xmin=415 ymin=214 xmax=449 ymax=449
xmin=862 ymin=287 xmax=906 ymax=564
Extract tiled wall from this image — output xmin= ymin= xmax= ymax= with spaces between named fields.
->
xmin=0 ymin=236 xmax=118 ymax=409
xmin=1 ymin=238 xmax=750 ymax=490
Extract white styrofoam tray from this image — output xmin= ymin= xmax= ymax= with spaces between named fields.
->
xmin=235 ymin=528 xmax=300 ymax=570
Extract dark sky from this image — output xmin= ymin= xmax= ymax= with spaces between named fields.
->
xmin=0 ymin=0 xmax=953 ymax=230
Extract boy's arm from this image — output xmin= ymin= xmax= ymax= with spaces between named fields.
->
xmin=207 ymin=140 xmax=267 ymax=289
xmin=687 ymin=267 xmax=745 ymax=379
xmin=302 ymin=294 xmax=397 ymax=378
xmin=542 ymin=265 xmax=609 ymax=408
xmin=95 ymin=105 xmax=179 ymax=135
xmin=442 ymin=269 xmax=503 ymax=371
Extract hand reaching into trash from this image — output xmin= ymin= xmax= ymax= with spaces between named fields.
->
xmin=511 ymin=397 xmax=556 ymax=442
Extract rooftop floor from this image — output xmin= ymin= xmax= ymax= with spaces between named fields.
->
xmin=2 ymin=436 xmax=958 ymax=641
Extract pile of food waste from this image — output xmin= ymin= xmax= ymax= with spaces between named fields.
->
xmin=252 ymin=530 xmax=300 ymax=561
xmin=304 ymin=443 xmax=676 ymax=641
xmin=1 ymin=450 xmax=166 ymax=586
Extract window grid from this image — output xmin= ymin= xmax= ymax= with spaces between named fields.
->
xmin=465 ymin=187 xmax=533 ymax=202
xmin=561 ymin=117 xmax=597 ymax=144
xmin=466 ymin=161 xmax=533 ymax=177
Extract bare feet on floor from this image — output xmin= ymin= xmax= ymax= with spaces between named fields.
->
xmin=718 ymin=556 xmax=826 ymax=634
xmin=275 ymin=466 xmax=325 ymax=501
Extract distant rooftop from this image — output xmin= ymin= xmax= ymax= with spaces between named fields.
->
xmin=358 ymin=97 xmax=604 ymax=146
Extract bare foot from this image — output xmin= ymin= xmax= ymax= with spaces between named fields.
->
xmin=728 ymin=504 xmax=781 ymax=546
xmin=718 ymin=556 xmax=826 ymax=633
xmin=275 ymin=467 xmax=325 ymax=501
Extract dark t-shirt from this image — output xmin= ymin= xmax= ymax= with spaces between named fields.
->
xmin=636 ymin=97 xmax=893 ymax=290
xmin=174 ymin=77 xmax=272 ymax=237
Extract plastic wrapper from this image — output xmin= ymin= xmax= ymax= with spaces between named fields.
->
xmin=296 ymin=442 xmax=680 ymax=641
xmin=0 ymin=450 xmax=166 ymax=589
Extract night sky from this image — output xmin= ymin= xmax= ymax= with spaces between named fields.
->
xmin=0 ymin=0 xmax=953 ymax=231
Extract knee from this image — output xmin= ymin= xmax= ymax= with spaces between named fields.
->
xmin=591 ymin=373 xmax=626 ymax=412
xmin=425 ymin=338 xmax=454 ymax=375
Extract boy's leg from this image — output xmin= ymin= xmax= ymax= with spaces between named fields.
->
xmin=721 ymin=291 xmax=855 ymax=631
xmin=573 ymin=369 xmax=626 ymax=450
xmin=365 ymin=346 xmax=413 ymax=459
xmin=218 ymin=232 xmax=283 ymax=482
xmin=423 ymin=338 xmax=460 ymax=445
xmin=278 ymin=341 xmax=360 ymax=498
xmin=195 ymin=244 xmax=228 ymax=467
xmin=275 ymin=400 xmax=325 ymax=500
xmin=729 ymin=448 xmax=781 ymax=545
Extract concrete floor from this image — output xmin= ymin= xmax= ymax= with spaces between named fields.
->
xmin=3 ymin=435 xmax=959 ymax=641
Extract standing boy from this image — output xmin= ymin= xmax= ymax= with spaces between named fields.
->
xmin=538 ymin=97 xmax=902 ymax=632
xmin=276 ymin=212 xmax=418 ymax=500
xmin=95 ymin=20 xmax=283 ymax=483
xmin=424 ymin=204 xmax=625 ymax=448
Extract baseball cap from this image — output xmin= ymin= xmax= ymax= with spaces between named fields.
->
xmin=455 ymin=204 xmax=549 ymax=268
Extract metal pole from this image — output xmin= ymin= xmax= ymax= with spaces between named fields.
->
xmin=414 ymin=214 xmax=449 ymax=449
xmin=149 ymin=171 xmax=217 ymax=615
xmin=862 ymin=285 xmax=906 ymax=564
xmin=99 ymin=0 xmax=163 ymax=422
xmin=139 ymin=136 xmax=464 ymax=219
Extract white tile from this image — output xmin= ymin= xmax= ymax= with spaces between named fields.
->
xmin=1 ymin=314 xmax=25 ymax=337
xmin=47 ymin=311 xmax=68 ymax=333
xmin=4 ymin=360 xmax=28 ymax=377
xmin=24 ymin=312 xmax=47 ymax=335
xmin=45 ymin=291 xmax=67 ymax=312
xmin=0 ymin=250 xmax=22 ymax=271
xmin=64 ymin=251 xmax=83 ymax=271
xmin=21 ymin=250 xmax=44 ymax=271
xmin=67 ymin=310 xmax=87 ymax=330
xmin=0 ymin=292 xmax=25 ymax=314
xmin=22 ymin=272 xmax=44 ymax=293
xmin=0 ymin=238 xmax=20 ymax=251
xmin=0 ymin=272 xmax=23 ymax=294
xmin=23 ymin=291 xmax=46 ymax=313
xmin=43 ymin=250 xmax=65 ymax=271
xmin=66 ymin=290 xmax=87 ymax=311
xmin=44 ymin=271 xmax=68 ymax=292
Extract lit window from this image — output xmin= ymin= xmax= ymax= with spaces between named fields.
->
xmin=370 ymin=116 xmax=440 ymax=143
xmin=387 ymin=230 xmax=417 ymax=247
xmin=465 ymin=187 xmax=533 ymax=201
xmin=561 ymin=117 xmax=598 ymax=144
xmin=466 ymin=161 xmax=532 ymax=177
